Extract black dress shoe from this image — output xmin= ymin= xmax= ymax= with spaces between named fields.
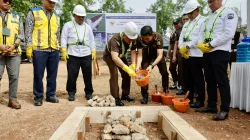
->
xmin=68 ymin=95 xmax=75 ymax=101
xmin=85 ymin=94 xmax=92 ymax=100
xmin=212 ymin=111 xmax=228 ymax=120
xmin=176 ymin=89 xmax=185 ymax=95
xmin=121 ymin=95 xmax=135 ymax=102
xmin=115 ymin=98 xmax=124 ymax=106
xmin=195 ymin=107 xmax=218 ymax=113
xmin=193 ymin=93 xmax=198 ymax=98
xmin=46 ymin=97 xmax=59 ymax=103
xmin=141 ymin=96 xmax=148 ymax=104
xmin=190 ymin=102 xmax=204 ymax=108
xmin=169 ymin=83 xmax=177 ymax=90
xmin=34 ymin=100 xmax=43 ymax=106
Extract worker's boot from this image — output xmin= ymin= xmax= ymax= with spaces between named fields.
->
xmin=8 ymin=100 xmax=21 ymax=109
xmin=68 ymin=93 xmax=75 ymax=101
xmin=121 ymin=94 xmax=135 ymax=102
xmin=169 ymin=81 xmax=177 ymax=89
xmin=115 ymin=98 xmax=124 ymax=106
xmin=141 ymin=91 xmax=149 ymax=104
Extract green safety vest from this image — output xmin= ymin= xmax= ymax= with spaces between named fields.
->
xmin=107 ymin=32 xmax=133 ymax=58
xmin=204 ymin=7 xmax=226 ymax=42
xmin=67 ymin=20 xmax=88 ymax=47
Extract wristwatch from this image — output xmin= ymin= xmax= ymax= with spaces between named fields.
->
xmin=14 ymin=43 xmax=18 ymax=49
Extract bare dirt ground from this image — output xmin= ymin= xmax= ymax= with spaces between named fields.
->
xmin=0 ymin=59 xmax=250 ymax=140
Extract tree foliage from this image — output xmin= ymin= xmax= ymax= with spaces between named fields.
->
xmin=147 ymin=0 xmax=208 ymax=34
xmin=101 ymin=0 xmax=127 ymax=13
xmin=11 ymin=0 xmax=41 ymax=16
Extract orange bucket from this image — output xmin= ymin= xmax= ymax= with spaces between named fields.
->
xmin=150 ymin=90 xmax=163 ymax=102
xmin=161 ymin=94 xmax=175 ymax=105
xmin=172 ymin=98 xmax=190 ymax=113
xmin=134 ymin=70 xmax=149 ymax=87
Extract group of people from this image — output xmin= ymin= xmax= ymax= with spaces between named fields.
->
xmin=0 ymin=0 xmax=238 ymax=121
xmin=167 ymin=0 xmax=238 ymax=121
xmin=0 ymin=0 xmax=97 ymax=108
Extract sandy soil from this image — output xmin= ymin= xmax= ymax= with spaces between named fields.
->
xmin=0 ymin=59 xmax=250 ymax=140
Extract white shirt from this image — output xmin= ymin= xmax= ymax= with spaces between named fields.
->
xmin=198 ymin=6 xmax=238 ymax=52
xmin=179 ymin=14 xmax=206 ymax=57
xmin=61 ymin=20 xmax=96 ymax=57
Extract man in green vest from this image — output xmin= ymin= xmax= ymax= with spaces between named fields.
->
xmin=0 ymin=0 xmax=24 ymax=109
xmin=25 ymin=0 xmax=60 ymax=106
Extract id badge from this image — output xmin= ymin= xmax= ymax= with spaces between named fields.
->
xmin=2 ymin=28 xmax=10 ymax=36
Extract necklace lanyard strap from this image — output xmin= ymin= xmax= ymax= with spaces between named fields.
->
xmin=204 ymin=7 xmax=226 ymax=39
xmin=72 ymin=20 xmax=86 ymax=44
xmin=184 ymin=21 xmax=192 ymax=38
xmin=184 ymin=16 xmax=202 ymax=40
xmin=120 ymin=32 xmax=132 ymax=58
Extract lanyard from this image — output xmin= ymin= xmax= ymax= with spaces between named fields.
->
xmin=119 ymin=32 xmax=132 ymax=58
xmin=204 ymin=7 xmax=226 ymax=39
xmin=184 ymin=16 xmax=202 ymax=40
xmin=72 ymin=20 xmax=86 ymax=44
xmin=183 ymin=21 xmax=192 ymax=38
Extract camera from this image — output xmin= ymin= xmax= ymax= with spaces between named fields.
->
xmin=204 ymin=38 xmax=212 ymax=43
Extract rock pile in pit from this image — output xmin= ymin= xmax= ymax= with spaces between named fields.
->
xmin=102 ymin=114 xmax=149 ymax=140
xmin=87 ymin=95 xmax=116 ymax=107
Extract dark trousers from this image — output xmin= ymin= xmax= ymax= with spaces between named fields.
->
xmin=33 ymin=50 xmax=59 ymax=99
xmin=203 ymin=50 xmax=231 ymax=112
xmin=184 ymin=57 xmax=205 ymax=103
xmin=229 ymin=51 xmax=236 ymax=69
xmin=141 ymin=56 xmax=169 ymax=93
xmin=169 ymin=52 xmax=178 ymax=83
xmin=177 ymin=53 xmax=187 ymax=89
xmin=104 ymin=56 xmax=131 ymax=98
xmin=66 ymin=55 xmax=93 ymax=96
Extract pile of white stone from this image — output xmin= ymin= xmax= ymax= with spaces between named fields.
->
xmin=87 ymin=95 xmax=116 ymax=107
xmin=102 ymin=114 xmax=149 ymax=140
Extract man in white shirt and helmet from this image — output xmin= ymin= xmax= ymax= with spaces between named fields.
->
xmin=196 ymin=0 xmax=238 ymax=121
xmin=61 ymin=5 xmax=96 ymax=101
xmin=178 ymin=0 xmax=206 ymax=109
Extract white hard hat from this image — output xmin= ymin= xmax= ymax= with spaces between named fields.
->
xmin=182 ymin=0 xmax=200 ymax=15
xmin=73 ymin=5 xmax=86 ymax=16
xmin=49 ymin=0 xmax=58 ymax=3
xmin=123 ymin=22 xmax=138 ymax=39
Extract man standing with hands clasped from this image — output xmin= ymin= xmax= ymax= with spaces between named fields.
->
xmin=178 ymin=0 xmax=206 ymax=108
xmin=0 ymin=0 xmax=24 ymax=109
xmin=61 ymin=5 xmax=96 ymax=101
xmin=25 ymin=0 xmax=61 ymax=106
xmin=196 ymin=0 xmax=238 ymax=120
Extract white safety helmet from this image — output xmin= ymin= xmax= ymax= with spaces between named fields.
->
xmin=49 ymin=0 xmax=58 ymax=3
xmin=123 ymin=22 xmax=138 ymax=39
xmin=73 ymin=5 xmax=86 ymax=16
xmin=182 ymin=0 xmax=200 ymax=15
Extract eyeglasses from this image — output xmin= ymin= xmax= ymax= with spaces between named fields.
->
xmin=3 ymin=0 xmax=11 ymax=4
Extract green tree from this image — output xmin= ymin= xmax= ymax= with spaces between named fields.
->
xmin=147 ymin=0 xmax=209 ymax=34
xmin=147 ymin=0 xmax=176 ymax=34
xmin=101 ymin=0 xmax=127 ymax=13
xmin=11 ymin=0 xmax=41 ymax=16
